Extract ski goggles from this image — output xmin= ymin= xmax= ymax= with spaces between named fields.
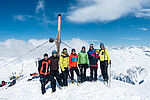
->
xmin=63 ymin=50 xmax=67 ymax=53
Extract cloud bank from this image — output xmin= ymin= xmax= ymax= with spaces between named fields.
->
xmin=0 ymin=38 xmax=100 ymax=59
xmin=67 ymin=0 xmax=150 ymax=23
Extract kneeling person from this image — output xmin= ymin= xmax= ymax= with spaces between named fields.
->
xmin=38 ymin=53 xmax=56 ymax=94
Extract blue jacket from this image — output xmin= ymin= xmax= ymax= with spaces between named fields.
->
xmin=88 ymin=49 xmax=97 ymax=59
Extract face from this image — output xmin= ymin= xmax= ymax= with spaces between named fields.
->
xmin=72 ymin=51 xmax=75 ymax=54
xmin=82 ymin=48 xmax=85 ymax=52
xmin=63 ymin=50 xmax=67 ymax=54
xmin=44 ymin=56 xmax=48 ymax=60
xmin=96 ymin=51 xmax=99 ymax=54
xmin=90 ymin=45 xmax=94 ymax=50
xmin=53 ymin=53 xmax=57 ymax=57
xmin=100 ymin=46 xmax=104 ymax=50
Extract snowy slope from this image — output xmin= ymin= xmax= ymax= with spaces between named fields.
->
xmin=0 ymin=39 xmax=150 ymax=100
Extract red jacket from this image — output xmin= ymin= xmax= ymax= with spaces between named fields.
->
xmin=69 ymin=53 xmax=78 ymax=68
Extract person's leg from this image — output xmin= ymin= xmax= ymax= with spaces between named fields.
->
xmin=94 ymin=67 xmax=98 ymax=81
xmin=55 ymin=71 xmax=63 ymax=87
xmin=65 ymin=67 xmax=69 ymax=79
xmin=104 ymin=61 xmax=108 ymax=81
xmin=100 ymin=62 xmax=105 ymax=81
xmin=74 ymin=67 xmax=80 ymax=81
xmin=90 ymin=66 xmax=93 ymax=81
xmin=70 ymin=68 xmax=74 ymax=81
xmin=48 ymin=74 xmax=56 ymax=92
xmin=63 ymin=69 xmax=68 ymax=86
xmin=83 ymin=64 xmax=87 ymax=81
xmin=40 ymin=76 xmax=46 ymax=94
xmin=79 ymin=65 xmax=83 ymax=82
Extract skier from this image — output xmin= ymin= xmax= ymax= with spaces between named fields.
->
xmin=99 ymin=43 xmax=110 ymax=83
xmin=78 ymin=46 xmax=89 ymax=82
xmin=38 ymin=53 xmax=56 ymax=94
xmin=59 ymin=48 xmax=69 ymax=87
xmin=89 ymin=50 xmax=100 ymax=82
xmin=88 ymin=44 xmax=97 ymax=58
xmin=49 ymin=50 xmax=63 ymax=88
xmin=69 ymin=49 xmax=80 ymax=84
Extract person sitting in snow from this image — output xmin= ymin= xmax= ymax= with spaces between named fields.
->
xmin=38 ymin=53 xmax=56 ymax=94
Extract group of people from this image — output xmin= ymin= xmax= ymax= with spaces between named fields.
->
xmin=38 ymin=43 xmax=110 ymax=94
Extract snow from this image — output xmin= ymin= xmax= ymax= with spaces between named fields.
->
xmin=0 ymin=38 xmax=150 ymax=100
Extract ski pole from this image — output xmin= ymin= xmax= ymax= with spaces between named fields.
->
xmin=109 ymin=60 xmax=111 ymax=88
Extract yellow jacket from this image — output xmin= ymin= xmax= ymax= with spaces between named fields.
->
xmin=99 ymin=49 xmax=110 ymax=63
xmin=59 ymin=53 xmax=69 ymax=71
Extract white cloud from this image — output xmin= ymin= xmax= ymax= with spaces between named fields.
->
xmin=120 ymin=37 xmax=141 ymax=41
xmin=13 ymin=0 xmax=54 ymax=27
xmin=67 ymin=0 xmax=150 ymax=23
xmin=139 ymin=27 xmax=148 ymax=31
xmin=13 ymin=15 xmax=27 ymax=21
xmin=135 ymin=8 xmax=150 ymax=17
xmin=36 ymin=0 xmax=45 ymax=14
xmin=13 ymin=15 xmax=37 ymax=21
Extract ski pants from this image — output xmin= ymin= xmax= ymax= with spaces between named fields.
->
xmin=100 ymin=61 xmax=108 ymax=81
xmin=40 ymin=74 xmax=56 ymax=94
xmin=62 ymin=67 xmax=69 ymax=86
xmin=78 ymin=64 xmax=88 ymax=82
xmin=50 ymin=70 xmax=63 ymax=87
xmin=70 ymin=67 xmax=80 ymax=81
xmin=90 ymin=66 xmax=98 ymax=81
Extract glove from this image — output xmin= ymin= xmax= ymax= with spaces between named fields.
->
xmin=62 ymin=68 xmax=65 ymax=72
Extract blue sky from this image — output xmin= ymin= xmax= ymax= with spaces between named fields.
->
xmin=0 ymin=0 xmax=150 ymax=46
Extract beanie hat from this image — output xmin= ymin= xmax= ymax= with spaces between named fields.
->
xmin=63 ymin=48 xmax=67 ymax=51
xmin=82 ymin=46 xmax=86 ymax=50
xmin=100 ymin=43 xmax=104 ymax=47
xmin=44 ymin=53 xmax=48 ymax=57
xmin=52 ymin=50 xmax=57 ymax=54
xmin=71 ymin=49 xmax=76 ymax=52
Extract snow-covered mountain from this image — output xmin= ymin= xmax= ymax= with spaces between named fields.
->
xmin=0 ymin=39 xmax=150 ymax=100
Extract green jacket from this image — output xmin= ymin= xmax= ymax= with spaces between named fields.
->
xmin=78 ymin=51 xmax=89 ymax=65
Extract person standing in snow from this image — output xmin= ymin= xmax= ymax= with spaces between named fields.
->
xmin=48 ymin=50 xmax=63 ymax=90
xmin=89 ymin=50 xmax=100 ymax=81
xmin=88 ymin=44 xmax=97 ymax=60
xmin=78 ymin=46 xmax=89 ymax=82
xmin=99 ymin=43 xmax=110 ymax=83
xmin=59 ymin=48 xmax=69 ymax=87
xmin=69 ymin=49 xmax=80 ymax=84
xmin=38 ymin=53 xmax=56 ymax=94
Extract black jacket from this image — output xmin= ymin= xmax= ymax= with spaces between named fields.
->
xmin=49 ymin=56 xmax=59 ymax=71
xmin=89 ymin=53 xmax=100 ymax=67
xmin=38 ymin=59 xmax=50 ymax=75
